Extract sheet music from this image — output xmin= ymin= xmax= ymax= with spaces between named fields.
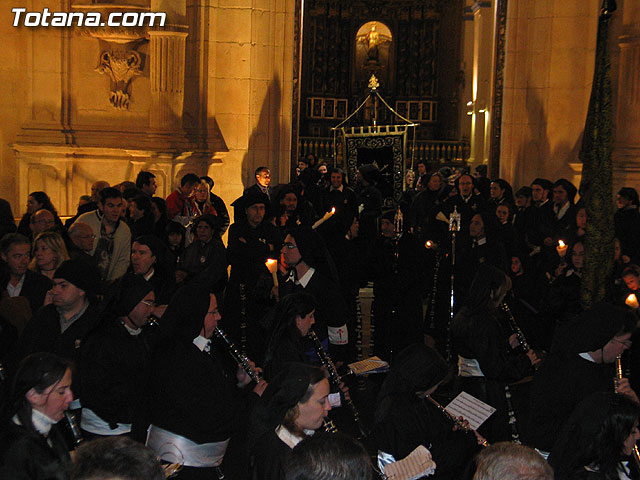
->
xmin=347 ymin=356 xmax=389 ymax=375
xmin=445 ymin=391 xmax=496 ymax=431
xmin=383 ymin=445 xmax=436 ymax=480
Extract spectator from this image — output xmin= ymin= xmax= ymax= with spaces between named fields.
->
xmin=135 ymin=171 xmax=158 ymax=197
xmin=0 ymin=233 xmax=51 ymax=316
xmin=75 ymin=187 xmax=131 ymax=283
xmin=166 ymin=173 xmax=200 ymax=222
xmin=28 ymin=231 xmax=70 ymax=280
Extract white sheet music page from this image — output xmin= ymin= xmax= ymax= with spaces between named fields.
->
xmin=445 ymin=391 xmax=496 ymax=431
xmin=383 ymin=445 xmax=436 ymax=480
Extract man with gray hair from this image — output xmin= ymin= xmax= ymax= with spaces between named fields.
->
xmin=473 ymin=442 xmax=553 ymax=480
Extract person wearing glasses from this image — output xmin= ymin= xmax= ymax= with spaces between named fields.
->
xmin=529 ymin=303 xmax=638 ymax=457
xmin=144 ymin=283 xmax=267 ymax=480
xmin=79 ymin=273 xmax=156 ymax=439
xmin=278 ymin=226 xmax=349 ymax=361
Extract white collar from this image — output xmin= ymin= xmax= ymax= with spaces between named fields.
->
xmin=579 ymin=352 xmax=597 ymax=363
xmin=555 ymin=202 xmax=570 ymax=219
xmin=193 ymin=335 xmax=211 ymax=352
xmin=475 ymin=236 xmax=487 ymax=246
xmin=123 ymin=322 xmax=142 ymax=336
xmin=296 ymin=267 xmax=315 ymax=288
xmin=143 ymin=268 xmax=155 ymax=281
xmin=275 ymin=425 xmax=312 ymax=449
xmin=13 ymin=409 xmax=57 ymax=436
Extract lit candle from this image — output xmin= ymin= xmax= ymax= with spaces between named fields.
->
xmin=265 ymin=258 xmax=279 ymax=287
xmin=425 ymin=240 xmax=435 ymax=249
xmin=626 ymin=293 xmax=639 ymax=309
xmin=556 ymin=240 xmax=568 ymax=258
xmin=312 ymin=207 xmax=336 ymax=229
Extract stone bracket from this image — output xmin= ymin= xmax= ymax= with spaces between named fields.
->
xmin=95 ymin=46 xmax=144 ymax=110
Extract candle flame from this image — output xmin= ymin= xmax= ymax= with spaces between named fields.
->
xmin=425 ymin=241 xmax=434 ymax=249
xmin=265 ymin=258 xmax=278 ymax=273
xmin=626 ymin=293 xmax=638 ymax=308
xmin=558 ymin=240 xmax=566 ymax=248
xmin=330 ymin=207 xmax=336 ymax=214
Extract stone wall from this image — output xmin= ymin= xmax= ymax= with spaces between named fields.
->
xmin=0 ymin=0 xmax=295 ymax=224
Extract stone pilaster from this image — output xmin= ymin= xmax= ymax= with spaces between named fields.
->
xmin=148 ymin=30 xmax=188 ymax=130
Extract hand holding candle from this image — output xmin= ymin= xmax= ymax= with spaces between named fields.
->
xmin=626 ymin=293 xmax=639 ymax=309
xmin=556 ymin=240 xmax=568 ymax=258
xmin=312 ymin=207 xmax=336 ymax=230
xmin=265 ymin=258 xmax=279 ymax=287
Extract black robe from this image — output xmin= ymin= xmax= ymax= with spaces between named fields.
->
xmin=450 ymin=307 xmax=532 ymax=442
xmin=528 ymin=353 xmax=613 ymax=452
xmin=0 ymin=422 xmax=70 ymax=480
xmin=251 ymin=430 xmax=291 ymax=480
xmin=373 ymin=395 xmax=480 ymax=480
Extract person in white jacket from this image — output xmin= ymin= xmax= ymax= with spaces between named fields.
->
xmin=75 ymin=187 xmax=131 ymax=283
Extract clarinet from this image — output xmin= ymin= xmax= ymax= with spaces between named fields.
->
xmin=323 ymin=419 xmax=338 ymax=433
xmin=615 ymin=355 xmax=640 ymax=469
xmin=239 ymin=283 xmax=248 ymax=355
xmin=424 ymin=241 xmax=440 ymax=330
xmin=214 ymin=327 xmax=262 ymax=383
xmin=500 ymin=302 xmax=530 ymax=352
xmin=63 ymin=410 xmax=84 ymax=446
xmin=308 ymin=330 xmax=368 ymax=439
xmin=500 ymin=302 xmax=528 ymax=444
xmin=423 ymin=395 xmax=488 ymax=446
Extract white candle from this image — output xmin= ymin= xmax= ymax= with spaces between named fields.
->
xmin=312 ymin=207 xmax=336 ymax=229
xmin=265 ymin=258 xmax=279 ymax=287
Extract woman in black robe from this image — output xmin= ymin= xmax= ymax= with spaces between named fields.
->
xmin=549 ymin=392 xmax=640 ymax=480
xmin=263 ymin=293 xmax=317 ymax=381
xmin=250 ymin=363 xmax=331 ymax=480
xmin=142 ymin=283 xmax=266 ymax=480
xmin=450 ymin=264 xmax=538 ymax=443
xmin=0 ymin=352 xmax=73 ymax=480
xmin=373 ymin=343 xmax=482 ymax=480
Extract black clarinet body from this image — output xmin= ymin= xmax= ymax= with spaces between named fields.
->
xmin=307 ymin=330 xmax=368 ymax=438
xmin=214 ymin=327 xmax=261 ymax=383
xmin=63 ymin=411 xmax=84 ymax=446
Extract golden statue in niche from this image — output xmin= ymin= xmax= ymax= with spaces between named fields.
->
xmin=357 ymin=22 xmax=392 ymax=64
xmin=354 ymin=21 xmax=392 ymax=91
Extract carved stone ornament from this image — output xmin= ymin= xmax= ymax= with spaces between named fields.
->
xmin=95 ymin=49 xmax=142 ymax=110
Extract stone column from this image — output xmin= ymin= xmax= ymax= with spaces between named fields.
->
xmin=613 ymin=35 xmax=640 ymax=192
xmin=148 ymin=30 xmax=188 ymax=130
xmin=468 ymin=1 xmax=493 ymax=167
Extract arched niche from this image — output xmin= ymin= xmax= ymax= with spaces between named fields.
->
xmin=354 ymin=21 xmax=393 ymax=92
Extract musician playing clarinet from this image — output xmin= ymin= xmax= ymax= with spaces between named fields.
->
xmin=250 ymin=363 xmax=331 ymax=480
xmin=373 ymin=344 xmax=482 ymax=480
xmin=529 ymin=303 xmax=638 ymax=457
xmin=142 ymin=283 xmax=267 ymax=480
xmin=450 ymin=264 xmax=539 ymax=443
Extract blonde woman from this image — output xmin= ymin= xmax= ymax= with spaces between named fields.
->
xmin=29 ymin=231 xmax=69 ymax=280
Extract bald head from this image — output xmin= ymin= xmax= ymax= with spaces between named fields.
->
xmin=30 ymin=209 xmax=55 ymax=236
xmin=69 ymin=222 xmax=95 ymax=252
xmin=91 ymin=181 xmax=110 ymax=203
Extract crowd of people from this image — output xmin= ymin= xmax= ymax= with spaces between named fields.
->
xmin=0 ymin=154 xmax=640 ymax=479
